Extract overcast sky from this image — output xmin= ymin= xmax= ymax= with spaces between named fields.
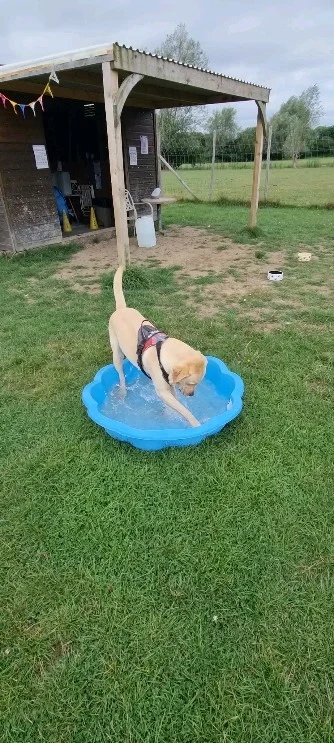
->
xmin=1 ymin=0 xmax=333 ymax=127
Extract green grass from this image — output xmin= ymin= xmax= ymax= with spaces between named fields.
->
xmin=1 ymin=208 xmax=334 ymax=743
xmin=177 ymin=156 xmax=334 ymax=171
xmin=163 ymin=162 xmax=334 ymax=207
xmin=163 ymin=201 xmax=334 ymax=249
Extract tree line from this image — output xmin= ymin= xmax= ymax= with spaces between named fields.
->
xmin=156 ymin=25 xmax=333 ymax=167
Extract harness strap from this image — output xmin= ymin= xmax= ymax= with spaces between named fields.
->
xmin=137 ymin=321 xmax=169 ymax=383
xmin=155 ymin=340 xmax=169 ymax=384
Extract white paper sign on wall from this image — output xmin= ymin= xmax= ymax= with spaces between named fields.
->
xmin=140 ymin=136 xmax=148 ymax=155
xmin=32 ymin=144 xmax=49 ymax=170
xmin=129 ymin=146 xmax=138 ymax=166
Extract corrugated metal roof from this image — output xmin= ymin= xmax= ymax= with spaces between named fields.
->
xmin=0 ymin=42 xmax=270 ymax=92
xmin=114 ymin=44 xmax=270 ymax=91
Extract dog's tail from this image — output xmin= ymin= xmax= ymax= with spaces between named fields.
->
xmin=113 ymin=266 xmax=126 ymax=309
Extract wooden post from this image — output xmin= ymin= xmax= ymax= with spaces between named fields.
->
xmin=155 ymin=112 xmax=162 ymax=231
xmin=102 ymin=62 xmax=129 ymax=266
xmin=249 ymin=103 xmax=265 ymax=228
xmin=209 ymin=129 xmax=217 ymax=201
xmin=264 ymin=124 xmax=272 ymax=201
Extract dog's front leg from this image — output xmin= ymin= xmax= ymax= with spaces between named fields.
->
xmin=156 ymin=385 xmax=200 ymax=427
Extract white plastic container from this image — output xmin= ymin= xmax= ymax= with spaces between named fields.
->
xmin=135 ymin=215 xmax=156 ymax=248
xmin=56 ymin=171 xmax=72 ymax=196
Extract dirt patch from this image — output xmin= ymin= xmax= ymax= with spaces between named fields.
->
xmin=52 ymin=227 xmax=331 ymax=328
xmin=53 ymin=227 xmax=286 ymax=298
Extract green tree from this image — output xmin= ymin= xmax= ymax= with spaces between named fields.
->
xmin=157 ymin=22 xmax=209 ymax=68
xmin=206 ymin=108 xmax=239 ymax=157
xmin=271 ymin=84 xmax=322 ymax=165
xmin=233 ymin=127 xmax=256 ymax=161
xmin=155 ymin=24 xmax=209 ymax=157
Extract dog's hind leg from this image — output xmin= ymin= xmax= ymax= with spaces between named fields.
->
xmin=108 ymin=322 xmax=126 ymax=394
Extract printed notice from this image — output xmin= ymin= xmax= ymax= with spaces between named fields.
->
xmin=140 ymin=135 xmax=148 ymax=155
xmin=129 ymin=146 xmax=137 ymax=166
xmin=32 ymin=144 xmax=49 ymax=169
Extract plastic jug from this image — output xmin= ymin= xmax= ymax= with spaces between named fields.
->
xmin=135 ymin=215 xmax=156 ymax=248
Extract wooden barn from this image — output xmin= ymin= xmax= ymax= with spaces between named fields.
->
xmin=0 ymin=43 xmax=270 ymax=264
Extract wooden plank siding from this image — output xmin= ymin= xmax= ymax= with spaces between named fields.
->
xmin=122 ymin=108 xmax=158 ymax=217
xmin=0 ymin=96 xmax=158 ymax=251
xmin=0 ymin=177 xmax=15 ymax=251
xmin=0 ymin=97 xmax=61 ymax=250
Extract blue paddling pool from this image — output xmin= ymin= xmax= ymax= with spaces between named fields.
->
xmin=82 ymin=356 xmax=244 ymax=451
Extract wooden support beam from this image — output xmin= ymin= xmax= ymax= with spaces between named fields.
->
xmin=160 ymin=155 xmax=199 ymax=200
xmin=127 ymin=82 xmax=228 ymax=107
xmin=154 ymin=113 xmax=162 ymax=230
xmin=256 ymin=100 xmax=268 ymax=137
xmin=114 ymin=73 xmax=143 ymax=122
xmin=102 ymin=62 xmax=130 ymax=267
xmin=0 ymin=79 xmax=104 ymax=103
xmin=249 ymin=103 xmax=265 ymax=228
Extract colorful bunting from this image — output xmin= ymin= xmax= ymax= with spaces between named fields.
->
xmin=49 ymin=70 xmax=59 ymax=84
xmin=0 ymin=72 xmax=59 ymax=118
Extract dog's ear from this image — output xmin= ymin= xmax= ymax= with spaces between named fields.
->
xmin=169 ymin=363 xmax=186 ymax=385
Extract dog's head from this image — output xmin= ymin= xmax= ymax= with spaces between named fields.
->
xmin=169 ymin=353 xmax=207 ymax=396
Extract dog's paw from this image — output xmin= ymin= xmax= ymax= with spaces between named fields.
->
xmin=115 ymin=385 xmax=127 ymax=399
xmin=189 ymin=416 xmax=200 ymax=427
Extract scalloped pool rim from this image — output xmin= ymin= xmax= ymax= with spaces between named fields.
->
xmin=82 ymin=356 xmax=244 ymax=451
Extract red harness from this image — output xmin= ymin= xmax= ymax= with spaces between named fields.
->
xmin=137 ymin=321 xmax=169 ymax=383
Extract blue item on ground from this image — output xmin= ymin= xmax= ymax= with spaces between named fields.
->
xmin=53 ymin=186 xmax=70 ymax=224
xmin=82 ymin=356 xmax=244 ymax=451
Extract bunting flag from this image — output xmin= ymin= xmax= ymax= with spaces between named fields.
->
xmin=0 ymin=72 xmax=59 ymax=118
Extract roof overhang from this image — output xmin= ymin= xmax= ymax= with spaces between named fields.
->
xmin=0 ymin=43 xmax=270 ymax=108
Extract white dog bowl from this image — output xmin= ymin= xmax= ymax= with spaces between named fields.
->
xmin=268 ymin=270 xmax=283 ymax=281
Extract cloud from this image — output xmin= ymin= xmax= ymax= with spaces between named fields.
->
xmin=0 ymin=0 xmax=333 ymax=126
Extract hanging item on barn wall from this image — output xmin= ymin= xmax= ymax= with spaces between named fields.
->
xmin=0 ymin=71 xmax=59 ymax=118
xmin=129 ymin=146 xmax=137 ymax=166
xmin=140 ymin=135 xmax=148 ymax=155
xmin=32 ymin=144 xmax=49 ymax=169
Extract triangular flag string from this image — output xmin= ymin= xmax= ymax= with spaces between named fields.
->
xmin=8 ymin=100 xmax=18 ymax=114
xmin=0 ymin=71 xmax=59 ymax=118
xmin=49 ymin=70 xmax=59 ymax=84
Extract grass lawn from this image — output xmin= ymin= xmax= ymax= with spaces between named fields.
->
xmin=1 ymin=205 xmax=334 ymax=743
xmin=162 ymin=163 xmax=334 ymax=207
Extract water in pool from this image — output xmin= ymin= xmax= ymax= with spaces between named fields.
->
xmin=100 ymin=375 xmax=229 ymax=430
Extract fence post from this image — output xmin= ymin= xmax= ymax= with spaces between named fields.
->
xmin=264 ymin=124 xmax=272 ymax=201
xmin=209 ymin=130 xmax=217 ymax=201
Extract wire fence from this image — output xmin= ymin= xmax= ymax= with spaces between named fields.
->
xmin=161 ymin=133 xmax=334 ymax=207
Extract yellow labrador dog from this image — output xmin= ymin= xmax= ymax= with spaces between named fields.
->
xmin=109 ymin=267 xmax=207 ymax=427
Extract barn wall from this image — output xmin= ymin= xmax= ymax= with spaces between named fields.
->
xmin=122 ymin=108 xmax=158 ymax=213
xmin=0 ymin=98 xmax=61 ymax=250
xmin=0 ymin=177 xmax=15 ymax=252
